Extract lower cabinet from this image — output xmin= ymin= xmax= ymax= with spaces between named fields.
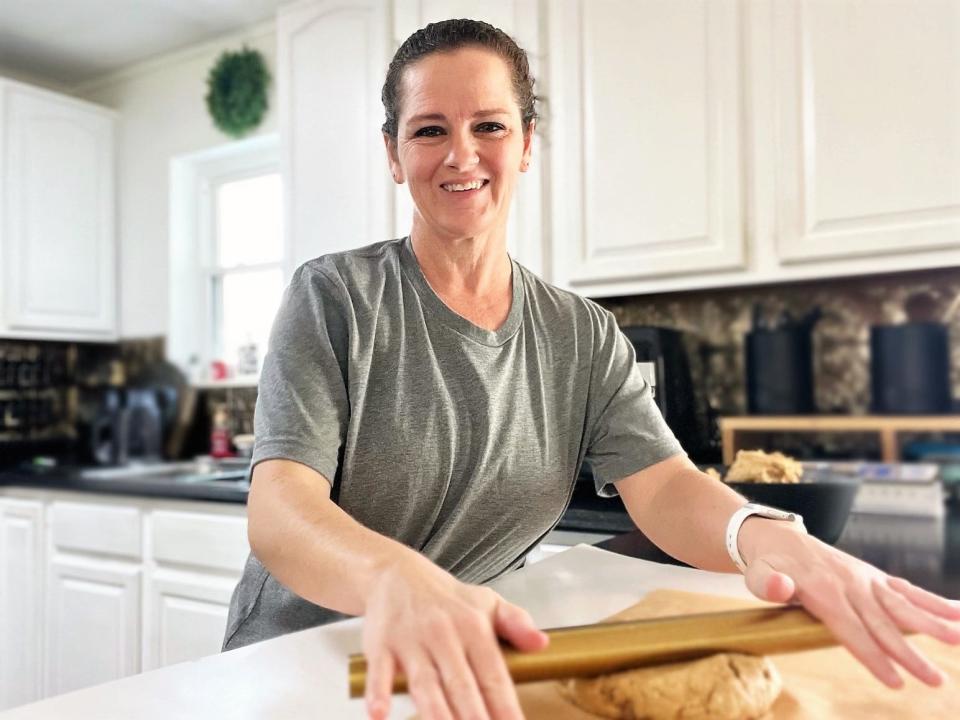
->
xmin=45 ymin=557 xmax=141 ymax=697
xmin=145 ymin=570 xmax=238 ymax=670
xmin=140 ymin=503 xmax=248 ymax=671
xmin=0 ymin=498 xmax=45 ymax=709
xmin=143 ymin=508 xmax=249 ymax=671
xmin=0 ymin=490 xmax=248 ymax=711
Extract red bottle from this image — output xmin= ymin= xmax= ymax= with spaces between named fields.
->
xmin=210 ymin=405 xmax=234 ymax=458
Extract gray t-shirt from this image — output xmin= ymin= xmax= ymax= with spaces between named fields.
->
xmin=222 ymin=237 xmax=682 ymax=650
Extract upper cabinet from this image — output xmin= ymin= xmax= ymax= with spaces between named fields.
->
xmin=547 ymin=0 xmax=960 ymax=297
xmin=770 ymin=0 xmax=960 ymax=265
xmin=277 ymin=0 xmax=393 ymax=276
xmin=0 ymin=80 xmax=117 ymax=340
xmin=277 ymin=0 xmax=959 ymax=296
xmin=548 ymin=0 xmax=746 ymax=291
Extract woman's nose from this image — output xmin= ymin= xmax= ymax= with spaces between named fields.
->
xmin=444 ymin=130 xmax=479 ymax=170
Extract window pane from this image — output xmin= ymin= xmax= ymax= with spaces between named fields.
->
xmin=216 ymin=173 xmax=283 ymax=266
xmin=219 ymin=268 xmax=284 ymax=375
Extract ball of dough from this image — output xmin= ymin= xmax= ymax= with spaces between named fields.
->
xmin=558 ymin=653 xmax=782 ymax=720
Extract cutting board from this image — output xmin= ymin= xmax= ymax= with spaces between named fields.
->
xmin=516 ymin=590 xmax=960 ymax=718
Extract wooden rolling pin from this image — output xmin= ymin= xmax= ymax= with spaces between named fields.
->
xmin=348 ymin=604 xmax=839 ymax=697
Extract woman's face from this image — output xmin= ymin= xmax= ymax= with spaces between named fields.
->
xmin=384 ymin=47 xmax=533 ymax=243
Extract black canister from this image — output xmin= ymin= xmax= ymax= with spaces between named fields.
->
xmin=746 ymin=327 xmax=815 ymax=414
xmin=870 ymin=322 xmax=951 ymax=414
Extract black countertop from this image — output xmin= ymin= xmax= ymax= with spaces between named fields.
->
xmin=0 ymin=465 xmax=250 ymax=503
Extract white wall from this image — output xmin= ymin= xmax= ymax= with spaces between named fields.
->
xmin=73 ymin=21 xmax=279 ymax=339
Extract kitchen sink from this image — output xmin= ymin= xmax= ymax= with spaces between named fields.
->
xmin=79 ymin=458 xmax=250 ymax=484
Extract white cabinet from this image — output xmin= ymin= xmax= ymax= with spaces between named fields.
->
xmin=44 ymin=500 xmax=142 ymax=696
xmin=546 ymin=0 xmax=960 ymax=297
xmin=0 ymin=79 xmax=117 ymax=340
xmin=143 ymin=509 xmax=249 ymax=670
xmin=0 ymin=488 xmax=248 ymax=709
xmin=548 ymin=0 xmax=746 ymax=291
xmin=144 ymin=571 xmax=239 ymax=670
xmin=45 ymin=557 xmax=141 ymax=696
xmin=277 ymin=0 xmax=392 ymax=275
xmin=390 ymin=0 xmax=547 ymax=277
xmin=769 ymin=0 xmax=960 ymax=265
xmin=0 ymin=498 xmax=45 ymax=710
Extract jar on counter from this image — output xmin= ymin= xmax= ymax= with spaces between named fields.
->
xmin=210 ymin=404 xmax=234 ymax=458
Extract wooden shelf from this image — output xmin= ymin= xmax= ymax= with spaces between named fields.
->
xmin=718 ymin=415 xmax=960 ymax=464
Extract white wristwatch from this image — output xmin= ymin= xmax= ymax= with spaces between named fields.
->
xmin=725 ymin=502 xmax=806 ymax=574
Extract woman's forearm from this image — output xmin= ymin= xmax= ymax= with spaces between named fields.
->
xmin=247 ymin=462 xmax=429 ymax=616
xmin=629 ymin=467 xmax=800 ymax=573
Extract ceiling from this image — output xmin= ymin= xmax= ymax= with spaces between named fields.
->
xmin=0 ymin=0 xmax=286 ymax=87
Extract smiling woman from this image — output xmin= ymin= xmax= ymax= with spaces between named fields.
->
xmin=221 ymin=17 xmax=960 ymax=720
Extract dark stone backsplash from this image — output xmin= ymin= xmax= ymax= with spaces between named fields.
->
xmin=597 ymin=266 xmax=960 ymax=418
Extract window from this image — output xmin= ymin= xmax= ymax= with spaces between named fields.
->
xmin=169 ymin=135 xmax=285 ymax=385
xmin=208 ymin=171 xmax=284 ymax=378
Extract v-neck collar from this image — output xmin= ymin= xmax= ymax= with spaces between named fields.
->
xmin=398 ymin=236 xmax=524 ymax=347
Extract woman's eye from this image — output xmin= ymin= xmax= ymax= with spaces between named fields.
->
xmin=414 ymin=126 xmax=444 ymax=137
xmin=477 ymin=122 xmax=506 ymax=133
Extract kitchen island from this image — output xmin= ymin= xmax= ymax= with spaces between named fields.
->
xmin=0 ymin=545 xmax=756 ymax=719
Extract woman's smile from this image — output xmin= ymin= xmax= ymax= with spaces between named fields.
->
xmin=440 ymin=178 xmax=489 ymax=193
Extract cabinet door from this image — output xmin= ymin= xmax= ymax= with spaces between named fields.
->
xmin=0 ymin=499 xmax=44 ymax=710
xmin=143 ymin=570 xmax=239 ymax=670
xmin=278 ymin=0 xmax=392 ymax=275
xmin=1 ymin=82 xmax=116 ymax=338
xmin=143 ymin=508 xmax=248 ymax=669
xmin=771 ymin=0 xmax=960 ymax=264
xmin=45 ymin=557 xmax=140 ymax=697
xmin=548 ymin=0 xmax=746 ymax=291
xmin=391 ymin=0 xmax=547 ymax=278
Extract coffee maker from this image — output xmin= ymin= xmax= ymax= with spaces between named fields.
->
xmin=621 ymin=326 xmax=705 ymax=458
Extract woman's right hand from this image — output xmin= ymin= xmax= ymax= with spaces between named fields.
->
xmin=362 ymin=553 xmax=549 ymax=720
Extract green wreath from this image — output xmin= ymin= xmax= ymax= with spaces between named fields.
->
xmin=205 ymin=47 xmax=270 ymax=138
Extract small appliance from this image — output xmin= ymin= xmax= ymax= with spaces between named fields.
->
xmin=621 ymin=326 xmax=704 ymax=457
xmin=870 ymin=322 xmax=951 ymax=414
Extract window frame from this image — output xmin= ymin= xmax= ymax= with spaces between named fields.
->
xmin=169 ymin=135 xmax=283 ymax=386
xmin=201 ymin=166 xmax=284 ymax=373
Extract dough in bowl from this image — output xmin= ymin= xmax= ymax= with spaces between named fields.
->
xmin=558 ymin=652 xmax=782 ymax=720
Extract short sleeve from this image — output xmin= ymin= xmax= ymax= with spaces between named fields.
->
xmin=251 ymin=263 xmax=351 ymax=486
xmin=584 ymin=310 xmax=685 ymax=497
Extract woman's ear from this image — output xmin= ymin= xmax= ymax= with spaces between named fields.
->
xmin=383 ymin=133 xmax=404 ymax=184
xmin=520 ymin=120 xmax=535 ymax=172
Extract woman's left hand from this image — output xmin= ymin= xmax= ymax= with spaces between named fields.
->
xmin=740 ymin=523 xmax=960 ymax=688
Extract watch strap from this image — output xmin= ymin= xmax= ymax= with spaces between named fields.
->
xmin=725 ymin=502 xmax=806 ymax=574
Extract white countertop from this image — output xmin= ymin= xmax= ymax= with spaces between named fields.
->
xmin=1 ymin=546 xmax=753 ymax=719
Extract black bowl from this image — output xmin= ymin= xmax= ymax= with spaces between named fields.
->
xmin=724 ymin=476 xmax=860 ymax=545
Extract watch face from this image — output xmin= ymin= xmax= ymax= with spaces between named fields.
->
xmin=746 ymin=502 xmax=802 ymax=524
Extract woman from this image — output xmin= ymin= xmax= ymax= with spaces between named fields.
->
xmin=224 ymin=19 xmax=960 ymax=720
